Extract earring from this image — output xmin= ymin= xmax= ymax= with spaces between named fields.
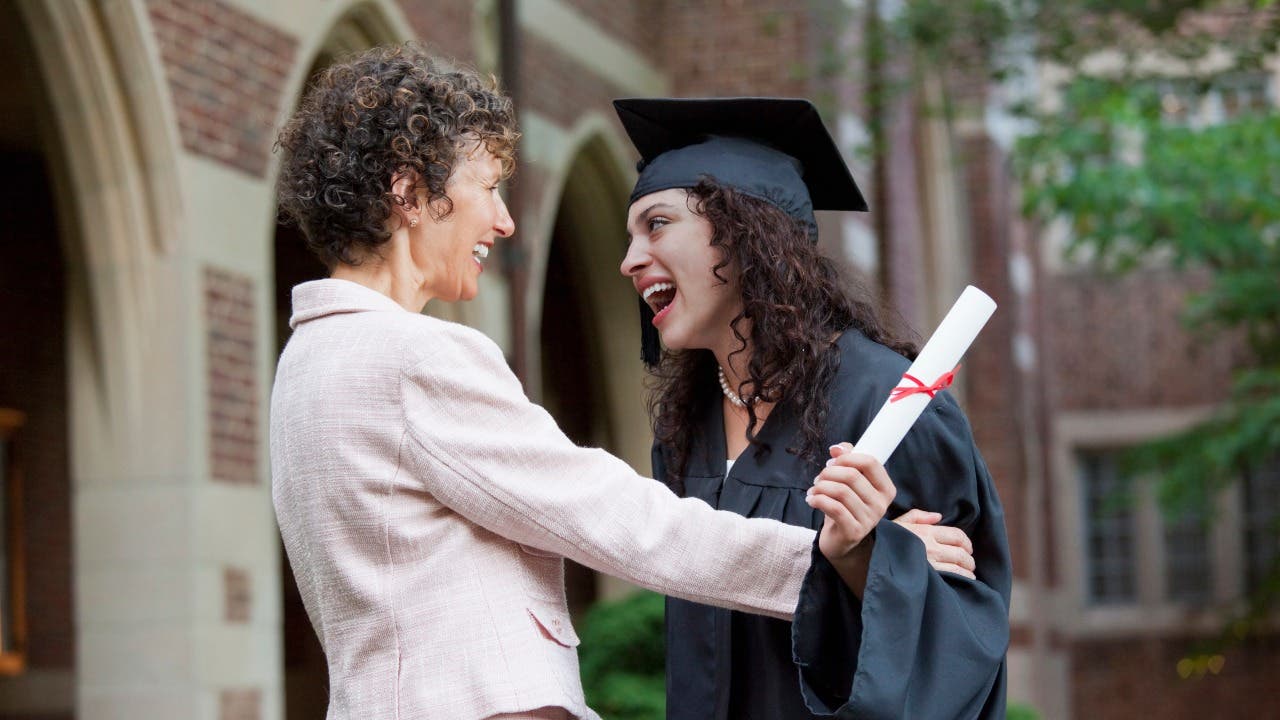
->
xmin=409 ymin=217 xmax=419 ymax=228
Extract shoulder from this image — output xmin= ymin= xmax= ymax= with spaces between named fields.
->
xmin=828 ymin=329 xmax=974 ymax=441
xmin=393 ymin=314 xmax=524 ymax=403
xmin=830 ymin=329 xmax=914 ymax=405
xmin=391 ymin=312 xmax=507 ymax=368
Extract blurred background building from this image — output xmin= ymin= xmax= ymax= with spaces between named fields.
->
xmin=0 ymin=1 xmax=1275 ymax=719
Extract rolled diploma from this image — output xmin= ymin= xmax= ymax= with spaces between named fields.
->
xmin=851 ymin=285 xmax=997 ymax=465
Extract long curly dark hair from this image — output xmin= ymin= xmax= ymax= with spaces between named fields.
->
xmin=275 ymin=43 xmax=519 ymax=268
xmin=648 ymin=178 xmax=918 ymax=491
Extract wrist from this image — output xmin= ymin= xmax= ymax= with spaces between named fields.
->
xmin=826 ymin=530 xmax=876 ymax=598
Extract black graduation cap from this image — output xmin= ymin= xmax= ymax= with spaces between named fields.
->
xmin=613 ymin=97 xmax=868 ymax=366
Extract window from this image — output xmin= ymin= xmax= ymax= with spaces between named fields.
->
xmin=1157 ymin=72 xmax=1273 ymax=126
xmin=1080 ymin=447 xmax=1214 ymax=608
xmin=1163 ymin=505 xmax=1211 ymax=605
xmin=0 ymin=408 xmax=25 ymax=675
xmin=1080 ymin=451 xmax=1137 ymax=605
xmin=1242 ymin=462 xmax=1280 ymax=595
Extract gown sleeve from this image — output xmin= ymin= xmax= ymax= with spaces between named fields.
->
xmin=790 ymin=392 xmax=1012 ymax=719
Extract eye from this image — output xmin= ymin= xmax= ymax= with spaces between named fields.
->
xmin=647 ymin=216 xmax=670 ymax=233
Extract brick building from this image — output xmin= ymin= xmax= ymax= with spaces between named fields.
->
xmin=0 ymin=1 xmax=1274 ymax=719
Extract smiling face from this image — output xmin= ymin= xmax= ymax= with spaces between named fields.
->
xmin=620 ymin=188 xmax=743 ymax=353
xmin=417 ymin=145 xmax=515 ymax=302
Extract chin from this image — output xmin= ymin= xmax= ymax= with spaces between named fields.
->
xmin=656 ymin=329 xmax=690 ymax=352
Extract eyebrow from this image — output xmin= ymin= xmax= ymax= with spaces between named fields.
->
xmin=625 ymin=202 xmax=678 ymax=238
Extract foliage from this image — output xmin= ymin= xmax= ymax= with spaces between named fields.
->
xmin=1007 ymin=702 xmax=1043 ymax=720
xmin=577 ymin=590 xmax=666 ymax=720
xmin=1007 ymin=1 xmax=1280 ymax=656
xmin=1009 ymin=10 xmax=1280 ymax=503
xmin=876 ymin=0 xmax=1280 ymax=662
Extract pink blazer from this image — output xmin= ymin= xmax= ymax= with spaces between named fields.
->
xmin=270 ymin=279 xmax=815 ymax=720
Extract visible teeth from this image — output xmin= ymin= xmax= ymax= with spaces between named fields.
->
xmin=473 ymin=244 xmax=489 ymax=262
xmin=642 ymin=282 xmax=674 ymax=301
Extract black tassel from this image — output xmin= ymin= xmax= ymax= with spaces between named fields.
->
xmin=639 ymin=296 xmax=661 ymax=367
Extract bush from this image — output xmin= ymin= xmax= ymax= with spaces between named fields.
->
xmin=577 ymin=590 xmax=666 ymax=720
xmin=1007 ymin=702 xmax=1041 ymax=720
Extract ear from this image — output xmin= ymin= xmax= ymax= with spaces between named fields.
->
xmin=388 ymin=169 xmax=421 ymax=227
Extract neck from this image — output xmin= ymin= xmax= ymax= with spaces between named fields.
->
xmin=711 ymin=328 xmax=756 ymax=404
xmin=330 ymin=230 xmax=433 ymax=312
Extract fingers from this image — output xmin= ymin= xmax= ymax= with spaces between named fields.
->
xmin=807 ymin=490 xmax=867 ymax=551
xmin=895 ymin=508 xmax=942 ymax=525
xmin=828 ymin=442 xmax=854 ymax=459
xmin=809 ymin=479 xmax=882 ymax=529
xmin=932 ymin=525 xmax=974 ymax=555
xmin=933 ymin=563 xmax=977 ymax=580
xmin=815 ymin=470 xmax=893 ymax=531
xmin=930 ymin=542 xmax=976 ymax=573
xmin=824 ymin=452 xmax=896 ymax=501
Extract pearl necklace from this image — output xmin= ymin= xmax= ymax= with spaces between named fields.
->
xmin=717 ymin=366 xmax=750 ymax=408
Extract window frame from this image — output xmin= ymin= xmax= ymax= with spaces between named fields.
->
xmin=1052 ymin=407 xmax=1252 ymax=638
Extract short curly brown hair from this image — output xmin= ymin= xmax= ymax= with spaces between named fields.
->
xmin=275 ymin=43 xmax=518 ymax=267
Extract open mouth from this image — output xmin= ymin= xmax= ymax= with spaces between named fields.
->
xmin=642 ymin=281 xmax=677 ymax=324
xmin=472 ymin=243 xmax=490 ymax=266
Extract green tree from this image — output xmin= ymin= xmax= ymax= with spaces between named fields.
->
xmin=1011 ymin=2 xmax=1280 ymax=655
xmin=878 ymin=0 xmax=1280 ymax=674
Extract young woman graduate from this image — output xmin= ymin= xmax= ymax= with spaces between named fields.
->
xmin=615 ymin=97 xmax=1013 ymax=719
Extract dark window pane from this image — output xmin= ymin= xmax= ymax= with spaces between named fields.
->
xmin=1242 ymin=462 xmax=1280 ymax=595
xmin=1164 ymin=506 xmax=1211 ymax=605
xmin=1080 ymin=450 xmax=1137 ymax=605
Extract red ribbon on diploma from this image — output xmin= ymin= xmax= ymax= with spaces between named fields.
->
xmin=889 ymin=365 xmax=960 ymax=403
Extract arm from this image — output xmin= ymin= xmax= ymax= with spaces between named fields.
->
xmin=397 ymin=327 xmax=815 ymax=620
xmin=808 ymin=450 xmax=978 ymax=593
xmin=792 ymin=396 xmax=1012 ymax=719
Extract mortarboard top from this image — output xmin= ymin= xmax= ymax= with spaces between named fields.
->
xmin=613 ymin=97 xmax=868 ymax=234
xmin=614 ymin=97 xmax=868 ymax=367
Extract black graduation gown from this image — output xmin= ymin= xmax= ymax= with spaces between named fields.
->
xmin=654 ymin=330 xmax=1012 ymax=720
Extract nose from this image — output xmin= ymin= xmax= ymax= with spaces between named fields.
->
xmin=494 ymin=192 xmax=515 ymax=237
xmin=620 ymin=237 xmax=650 ymax=279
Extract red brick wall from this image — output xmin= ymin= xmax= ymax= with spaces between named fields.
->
xmin=219 ymin=688 xmax=262 ymax=720
xmin=522 ymin=33 xmax=632 ymax=132
xmin=206 ymin=267 xmax=258 ymax=485
xmin=1045 ymin=270 xmax=1240 ymax=411
xmin=658 ymin=1 xmax=813 ymax=97
xmin=395 ymin=0 xmax=474 ymax=62
xmin=148 ymin=0 xmax=297 ymax=177
xmin=960 ymin=135 xmax=1030 ymax=579
xmin=0 ymin=153 xmax=73 ymax=689
xmin=1071 ymin=634 xmax=1280 ymax=720
xmin=558 ymin=0 xmax=660 ymax=64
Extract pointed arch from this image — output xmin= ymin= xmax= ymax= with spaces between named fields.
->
xmin=529 ymin=113 xmax=651 ymax=470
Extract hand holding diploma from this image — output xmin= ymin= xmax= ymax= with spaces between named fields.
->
xmin=805 ymin=286 xmax=997 ymax=594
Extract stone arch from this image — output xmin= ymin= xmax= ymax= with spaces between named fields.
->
xmin=527 ymin=115 xmax=649 ymax=451
xmin=530 ymin=116 xmax=651 ymax=605
xmin=16 ymin=0 xmax=184 ymax=466
xmin=6 ymin=0 xmax=187 ymax=716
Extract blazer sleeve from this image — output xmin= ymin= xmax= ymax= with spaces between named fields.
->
xmin=396 ymin=324 xmax=815 ymax=620
xmin=791 ymin=393 xmax=1012 ymax=719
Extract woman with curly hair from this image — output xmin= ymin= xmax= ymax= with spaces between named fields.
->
xmin=616 ymin=97 xmax=1012 ymax=719
xmin=270 ymin=45 xmax=923 ymax=720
